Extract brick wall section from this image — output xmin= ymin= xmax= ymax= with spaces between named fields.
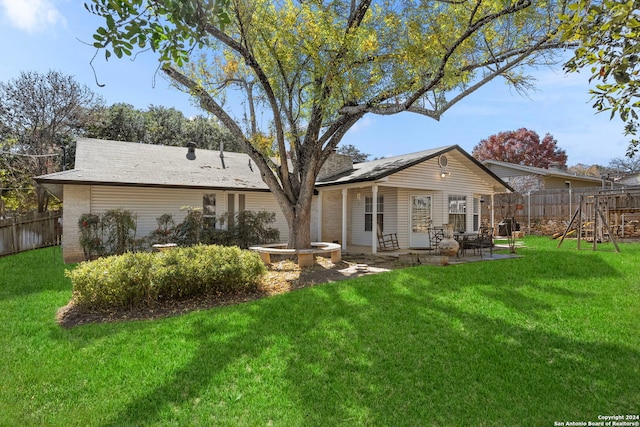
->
xmin=318 ymin=153 xmax=353 ymax=181
xmin=62 ymin=184 xmax=91 ymax=263
xmin=321 ymin=190 xmax=343 ymax=243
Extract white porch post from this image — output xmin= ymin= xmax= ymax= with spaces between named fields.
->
xmin=372 ymin=184 xmax=378 ymax=254
xmin=490 ymin=193 xmax=495 ymax=231
xmin=317 ymin=190 xmax=323 ymax=242
xmin=341 ymin=188 xmax=348 ymax=251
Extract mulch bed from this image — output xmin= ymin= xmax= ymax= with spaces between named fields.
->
xmin=56 ymin=254 xmax=398 ymax=328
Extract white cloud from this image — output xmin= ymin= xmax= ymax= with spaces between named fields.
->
xmin=0 ymin=0 xmax=66 ymax=33
xmin=348 ymin=115 xmax=374 ymax=133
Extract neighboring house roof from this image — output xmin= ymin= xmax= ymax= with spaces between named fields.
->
xmin=317 ymin=145 xmax=511 ymax=190
xmin=620 ymin=172 xmax=640 ymax=187
xmin=481 ymin=159 xmax=603 ymax=186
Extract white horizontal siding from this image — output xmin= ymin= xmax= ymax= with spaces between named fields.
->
xmin=350 ymin=187 xmax=397 ymax=246
xmin=90 ymin=186 xmax=286 ymax=241
xmin=241 ymin=192 xmax=289 ymax=243
xmin=91 ymin=186 xmax=204 ymax=238
xmin=387 ymin=152 xmax=498 ymax=194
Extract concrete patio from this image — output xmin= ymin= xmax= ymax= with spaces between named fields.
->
xmin=343 ymin=242 xmax=522 ymax=266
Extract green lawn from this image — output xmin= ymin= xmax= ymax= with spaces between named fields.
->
xmin=1 ymin=237 xmax=638 ymax=426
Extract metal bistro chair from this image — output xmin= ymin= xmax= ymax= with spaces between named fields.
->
xmin=428 ymin=227 xmax=445 ymax=252
xmin=475 ymin=227 xmax=494 ymax=258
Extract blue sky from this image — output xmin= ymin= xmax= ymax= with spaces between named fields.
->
xmin=0 ymin=0 xmax=629 ymax=166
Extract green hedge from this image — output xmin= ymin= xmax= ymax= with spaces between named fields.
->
xmin=66 ymin=245 xmax=266 ymax=310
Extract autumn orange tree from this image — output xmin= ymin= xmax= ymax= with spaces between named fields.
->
xmin=87 ymin=0 xmax=569 ymax=249
xmin=472 ymin=128 xmax=568 ymax=168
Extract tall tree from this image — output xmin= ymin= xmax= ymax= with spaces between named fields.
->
xmin=472 ymin=128 xmax=568 ymax=168
xmin=0 ymin=70 xmax=103 ymax=212
xmin=183 ymin=115 xmax=242 ymax=152
xmin=88 ymin=0 xmax=569 ymax=249
xmin=87 ymin=103 xmax=241 ymax=151
xmin=143 ymin=105 xmax=186 ymax=146
xmin=337 ymin=144 xmax=370 ymax=163
xmin=568 ymin=163 xmax=606 ymax=177
xmin=608 ymin=155 xmax=640 ymax=174
xmin=560 ymin=0 xmax=640 ymax=157
xmin=87 ymin=103 xmax=147 ymax=142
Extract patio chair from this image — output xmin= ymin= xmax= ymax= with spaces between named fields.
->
xmin=475 ymin=227 xmax=494 ymax=258
xmin=428 ymin=227 xmax=444 ymax=251
xmin=377 ymin=229 xmax=400 ymax=251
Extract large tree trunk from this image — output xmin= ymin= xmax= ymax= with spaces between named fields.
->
xmin=286 ymin=208 xmax=312 ymax=250
xmin=281 ymin=195 xmax=313 ymax=249
xmin=36 ymin=186 xmax=49 ymax=213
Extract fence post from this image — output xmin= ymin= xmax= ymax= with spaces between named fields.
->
xmin=11 ymin=216 xmax=18 ymax=254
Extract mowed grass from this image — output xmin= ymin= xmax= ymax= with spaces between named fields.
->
xmin=0 ymin=237 xmax=638 ymax=426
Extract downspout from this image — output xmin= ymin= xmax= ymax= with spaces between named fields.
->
xmin=490 ymin=193 xmax=495 ymax=233
xmin=317 ymin=190 xmax=323 ymax=242
xmin=372 ymin=184 xmax=378 ymax=254
xmin=341 ymin=188 xmax=348 ymax=251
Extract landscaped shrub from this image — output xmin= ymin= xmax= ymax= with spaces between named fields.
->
xmin=66 ymin=244 xmax=267 ymax=310
xmin=147 ymin=210 xmax=279 ymax=249
xmin=212 ymin=210 xmax=280 ymax=248
xmin=173 ymin=209 xmax=204 ymax=246
xmin=101 ymin=209 xmax=137 ymax=255
xmin=78 ymin=213 xmax=104 ymax=259
xmin=78 ymin=209 xmax=137 ymax=259
xmin=147 ymin=213 xmax=177 ymax=245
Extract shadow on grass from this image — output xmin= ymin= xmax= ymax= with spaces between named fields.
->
xmin=95 ymin=245 xmax=639 ymax=426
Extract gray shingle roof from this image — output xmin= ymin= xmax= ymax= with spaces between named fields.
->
xmin=317 ymin=145 xmax=510 ymax=190
xmin=482 ymin=159 xmax=603 ymax=184
xmin=36 ymin=139 xmax=511 ymax=196
xmin=36 ymin=138 xmax=269 ymax=191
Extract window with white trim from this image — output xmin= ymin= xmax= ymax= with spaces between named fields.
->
xmin=365 ymin=195 xmax=384 ymax=232
xmin=448 ymin=195 xmax=466 ymax=232
xmin=203 ymin=193 xmax=216 ymax=229
xmin=473 ymin=197 xmax=480 ymax=231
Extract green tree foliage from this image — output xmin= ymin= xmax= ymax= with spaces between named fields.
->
xmin=87 ymin=103 xmax=147 ymax=142
xmin=183 ymin=115 xmax=241 ymax=151
xmin=472 ymin=128 xmax=568 ymax=168
xmin=143 ymin=105 xmax=185 ymax=146
xmin=337 ymin=144 xmax=370 ymax=163
xmin=86 ymin=103 xmax=240 ymax=150
xmin=87 ymin=0 xmax=569 ymax=248
xmin=0 ymin=71 xmax=103 ymax=212
xmin=560 ymin=0 xmax=640 ymax=156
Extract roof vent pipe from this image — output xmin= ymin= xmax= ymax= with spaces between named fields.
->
xmin=220 ymin=141 xmax=226 ymax=169
xmin=186 ymin=142 xmax=196 ymax=160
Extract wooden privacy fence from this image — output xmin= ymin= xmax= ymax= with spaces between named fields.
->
xmin=482 ymin=188 xmax=609 ymax=223
xmin=0 ymin=211 xmax=62 ymax=257
xmin=481 ymin=188 xmax=640 ymax=236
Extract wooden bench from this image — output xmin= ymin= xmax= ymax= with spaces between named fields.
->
xmin=249 ymin=242 xmax=342 ymax=268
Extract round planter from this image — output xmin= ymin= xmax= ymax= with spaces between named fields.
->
xmin=439 ymin=238 xmax=459 ymax=257
xmin=439 ymin=224 xmax=459 ymax=256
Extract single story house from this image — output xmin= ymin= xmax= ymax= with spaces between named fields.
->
xmin=36 ymin=138 xmax=511 ymax=263
xmin=481 ymin=159 xmax=606 ymax=191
